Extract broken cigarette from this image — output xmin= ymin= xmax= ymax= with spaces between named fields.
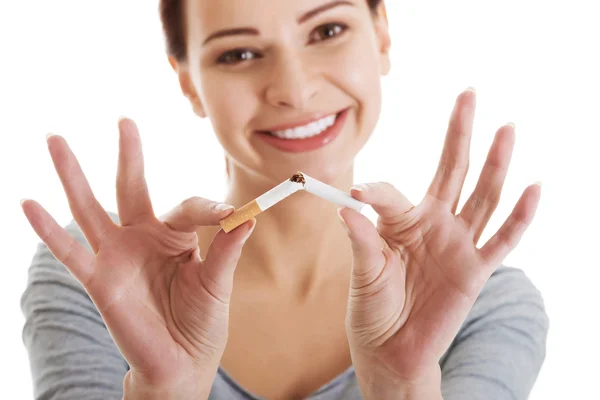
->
xmin=219 ymin=177 xmax=304 ymax=233
xmin=219 ymin=172 xmax=365 ymax=233
xmin=300 ymin=172 xmax=365 ymax=212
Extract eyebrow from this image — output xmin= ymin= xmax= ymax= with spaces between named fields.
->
xmin=203 ymin=27 xmax=259 ymax=46
xmin=298 ymin=0 xmax=355 ymax=24
xmin=202 ymin=0 xmax=355 ymax=46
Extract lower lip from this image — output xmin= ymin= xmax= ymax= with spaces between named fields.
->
xmin=256 ymin=109 xmax=348 ymax=153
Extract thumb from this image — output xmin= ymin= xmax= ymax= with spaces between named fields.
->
xmin=201 ymin=218 xmax=256 ymax=302
xmin=159 ymin=197 xmax=236 ymax=232
xmin=338 ymin=208 xmax=387 ymax=289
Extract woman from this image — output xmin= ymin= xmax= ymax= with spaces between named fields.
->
xmin=20 ymin=0 xmax=548 ymax=399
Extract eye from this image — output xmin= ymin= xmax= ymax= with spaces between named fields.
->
xmin=309 ymin=23 xmax=348 ymax=43
xmin=216 ymin=49 xmax=260 ymax=65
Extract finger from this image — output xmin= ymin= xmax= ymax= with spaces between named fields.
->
xmin=202 ymin=219 xmax=256 ymax=303
xmin=338 ymin=207 xmax=388 ymax=288
xmin=116 ymin=117 xmax=154 ymax=226
xmin=479 ymin=183 xmax=541 ymax=270
xmin=47 ymin=134 xmax=117 ymax=253
xmin=459 ymin=124 xmax=515 ymax=244
xmin=21 ymin=199 xmax=96 ymax=287
xmin=160 ymin=197 xmax=235 ymax=232
xmin=426 ymin=88 xmax=476 ymax=212
xmin=350 ymin=182 xmax=414 ymax=223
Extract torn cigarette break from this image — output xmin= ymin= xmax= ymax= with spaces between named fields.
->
xmin=290 ymin=172 xmax=306 ymax=185
xmin=219 ymin=171 xmax=365 ymax=233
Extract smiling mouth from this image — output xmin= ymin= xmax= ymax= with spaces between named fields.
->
xmin=259 ymin=111 xmax=342 ymax=140
xmin=254 ymin=108 xmax=349 ymax=153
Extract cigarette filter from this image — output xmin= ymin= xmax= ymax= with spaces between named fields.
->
xmin=219 ymin=179 xmax=304 ymax=233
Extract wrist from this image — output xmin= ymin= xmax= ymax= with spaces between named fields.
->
xmin=122 ymin=368 xmax=216 ymax=400
xmin=354 ymin=361 xmax=442 ymax=400
xmin=361 ymin=380 xmax=443 ymax=400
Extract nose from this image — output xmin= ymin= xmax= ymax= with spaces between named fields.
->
xmin=265 ymin=53 xmax=318 ymax=110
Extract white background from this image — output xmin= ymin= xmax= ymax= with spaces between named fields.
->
xmin=1 ymin=0 xmax=598 ymax=398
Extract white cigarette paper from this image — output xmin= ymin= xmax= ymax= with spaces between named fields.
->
xmin=299 ymin=172 xmax=365 ymax=212
xmin=219 ymin=171 xmax=364 ymax=233
xmin=257 ymin=179 xmax=304 ymax=210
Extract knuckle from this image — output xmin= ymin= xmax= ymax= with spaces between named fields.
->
xmin=181 ymin=196 xmax=212 ymax=213
xmin=180 ymin=196 xmax=196 ymax=209
xmin=381 ymin=181 xmax=395 ymax=190
xmin=440 ymin=157 xmax=469 ymax=172
xmin=119 ymin=178 xmax=147 ymax=196
xmin=487 ymin=191 xmax=501 ymax=206
xmin=373 ymin=181 xmax=396 ymax=193
xmin=61 ymin=238 xmax=78 ymax=267
xmin=469 ymin=194 xmax=485 ymax=212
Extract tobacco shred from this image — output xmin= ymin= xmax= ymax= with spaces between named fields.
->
xmin=290 ymin=172 xmax=306 ymax=185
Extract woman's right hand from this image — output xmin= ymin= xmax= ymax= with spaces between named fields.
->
xmin=20 ymin=118 xmax=255 ymax=399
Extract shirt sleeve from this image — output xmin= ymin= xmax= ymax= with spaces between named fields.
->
xmin=439 ymin=264 xmax=549 ymax=400
xmin=20 ymin=214 xmax=128 ymax=400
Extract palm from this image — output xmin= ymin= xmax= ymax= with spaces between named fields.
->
xmin=88 ymin=222 xmax=227 ymax=383
xmin=373 ymin=197 xmax=492 ymax=377
xmin=21 ymin=118 xmax=253 ymax=387
xmin=344 ymin=89 xmax=541 ymax=382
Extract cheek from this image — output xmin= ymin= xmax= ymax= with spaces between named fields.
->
xmin=323 ymin=35 xmax=383 ymax=130
xmin=199 ymin=73 xmax=259 ymax=142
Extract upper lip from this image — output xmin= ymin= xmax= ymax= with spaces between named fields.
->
xmin=258 ymin=109 xmax=345 ymax=132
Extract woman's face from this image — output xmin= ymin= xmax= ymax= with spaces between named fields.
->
xmin=176 ymin=0 xmax=391 ymax=184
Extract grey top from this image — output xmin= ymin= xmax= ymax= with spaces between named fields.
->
xmin=21 ymin=213 xmax=549 ymax=400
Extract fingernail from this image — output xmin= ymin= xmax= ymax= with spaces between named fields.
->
xmin=20 ymin=198 xmax=27 ymax=206
xmin=351 ymin=184 xmax=368 ymax=193
xmin=337 ymin=208 xmax=349 ymax=233
xmin=506 ymin=122 xmax=516 ymax=129
xmin=465 ymin=86 xmax=476 ymax=93
xmin=534 ymin=181 xmax=542 ymax=188
xmin=46 ymin=133 xmax=56 ymax=141
xmin=192 ymin=248 xmax=202 ymax=263
xmin=242 ymin=219 xmax=256 ymax=242
xmin=215 ymin=203 xmax=235 ymax=212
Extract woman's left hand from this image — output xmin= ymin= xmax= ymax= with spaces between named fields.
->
xmin=339 ymin=88 xmax=541 ymax=395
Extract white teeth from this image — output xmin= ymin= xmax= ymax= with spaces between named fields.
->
xmin=272 ymin=114 xmax=337 ymax=139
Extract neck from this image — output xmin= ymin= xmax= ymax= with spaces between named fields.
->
xmin=224 ymin=163 xmax=355 ymax=299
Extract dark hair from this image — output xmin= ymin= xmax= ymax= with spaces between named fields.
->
xmin=160 ymin=0 xmax=384 ymax=62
